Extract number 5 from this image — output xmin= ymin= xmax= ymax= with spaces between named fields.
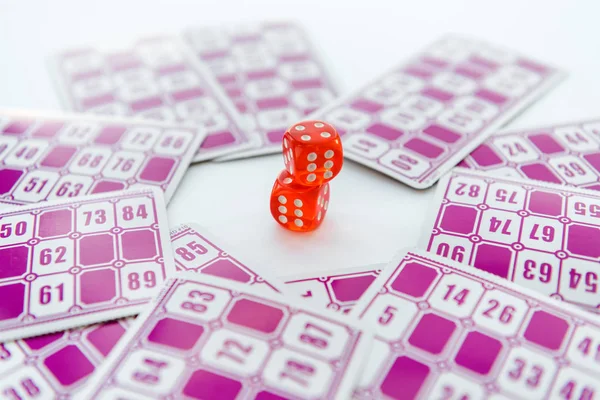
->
xmin=378 ymin=306 xmax=397 ymax=325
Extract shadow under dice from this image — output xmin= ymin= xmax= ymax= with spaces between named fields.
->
xmin=270 ymin=170 xmax=329 ymax=232
xmin=283 ymin=120 xmax=343 ymax=186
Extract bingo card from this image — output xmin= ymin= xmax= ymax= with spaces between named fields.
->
xmin=459 ymin=118 xmax=600 ymax=191
xmin=170 ymin=223 xmax=286 ymax=293
xmin=421 ymin=167 xmax=600 ymax=311
xmin=0 ymin=188 xmax=175 ymax=342
xmin=283 ymin=264 xmax=383 ymax=313
xmin=50 ymin=36 xmax=254 ymax=161
xmin=0 ymin=109 xmax=202 ymax=207
xmin=81 ymin=273 xmax=371 ymax=400
xmin=353 ymin=248 xmax=600 ymax=399
xmin=0 ymin=319 xmax=130 ymax=399
xmin=184 ymin=21 xmax=338 ymax=160
xmin=311 ymin=34 xmax=564 ymax=188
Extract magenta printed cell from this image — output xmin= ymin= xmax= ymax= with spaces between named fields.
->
xmin=523 ymin=310 xmax=569 ymax=350
xmin=566 ymin=224 xmax=600 ymax=258
xmin=440 ymin=205 xmax=478 ymax=234
xmin=0 ymin=283 xmax=25 ymax=320
xmin=390 ymin=262 xmax=438 ymax=298
xmin=38 ymin=209 xmax=73 ymax=238
xmin=130 ymin=97 xmax=163 ymax=112
xmin=120 ymin=230 xmax=157 ymax=260
xmin=469 ymin=144 xmax=503 ymax=167
xmin=408 ymin=313 xmax=456 ymax=354
xmin=423 ymin=124 xmax=461 ymax=144
xmin=226 ymin=299 xmax=284 ymax=333
xmin=256 ymin=97 xmax=289 ymax=110
xmin=455 ymin=331 xmax=503 ymax=375
xmin=518 ymin=59 xmax=549 ymax=74
xmin=404 ymin=66 xmax=434 ymax=79
xmin=330 ymin=275 xmax=376 ymax=302
xmin=94 ymin=125 xmax=127 ymax=145
xmin=44 ymin=345 xmax=95 ymax=385
xmin=473 ymin=244 xmax=512 ymax=278
xmin=528 ymin=133 xmax=565 ymax=154
xmin=469 ymin=56 xmax=499 ymax=70
xmin=147 ymin=317 xmax=204 ymax=350
xmin=266 ymin=130 xmax=284 ymax=144
xmin=351 ymin=99 xmax=384 ymax=113
xmin=474 ymin=89 xmax=507 ymax=104
xmin=183 ymin=369 xmax=242 ymax=400
xmin=246 ymin=70 xmax=277 ymax=80
xmin=39 ymin=146 xmax=78 ymax=168
xmin=583 ymin=153 xmax=600 ymax=173
xmin=87 ymin=321 xmax=127 ymax=356
xmin=171 ymin=88 xmax=204 ymax=102
xmin=200 ymin=132 xmax=236 ymax=149
xmin=0 ymin=246 xmax=28 ymax=279
xmin=80 ymin=269 xmax=117 ymax=304
xmin=421 ymin=56 xmax=448 ymax=68
xmin=3 ymin=120 xmax=32 ymax=135
xmin=139 ymin=157 xmax=176 ymax=182
xmin=527 ymin=190 xmax=563 ymax=216
xmin=0 ymin=169 xmax=23 ymax=194
xmin=23 ymin=331 xmax=64 ymax=350
xmin=291 ymin=78 xmax=324 ymax=89
xmin=32 ymin=121 xmax=64 ymax=138
xmin=255 ymin=391 xmax=288 ymax=400
xmin=380 ymin=356 xmax=430 ymax=399
xmin=81 ymin=94 xmax=115 ymax=108
xmin=454 ymin=65 xmax=485 ymax=79
xmin=422 ymin=87 xmax=454 ymax=102
xmin=367 ymin=123 xmax=404 ymax=141
xmin=202 ymin=259 xmax=252 ymax=283
xmin=91 ymin=180 xmax=126 ymax=194
xmin=404 ymin=138 xmax=444 ymax=159
xmin=520 ymin=163 xmax=562 ymax=184
xmin=79 ymin=234 xmax=115 ymax=266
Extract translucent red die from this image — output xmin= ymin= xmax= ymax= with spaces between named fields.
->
xmin=282 ymin=120 xmax=343 ymax=186
xmin=269 ymin=170 xmax=330 ymax=232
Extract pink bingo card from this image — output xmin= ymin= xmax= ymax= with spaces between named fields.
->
xmin=0 ymin=318 xmax=130 ymax=399
xmin=170 ymin=223 xmax=286 ymax=293
xmin=352 ymin=248 xmax=600 ymax=400
xmin=81 ymin=273 xmax=371 ymax=400
xmin=311 ymin=35 xmax=564 ymax=189
xmin=459 ymin=118 xmax=600 ymax=191
xmin=0 ymin=188 xmax=175 ymax=342
xmin=0 ymin=109 xmax=202 ymax=207
xmin=420 ymin=167 xmax=600 ymax=312
xmin=283 ymin=264 xmax=384 ymax=313
xmin=184 ymin=22 xmax=338 ymax=160
xmin=50 ymin=36 xmax=256 ymax=161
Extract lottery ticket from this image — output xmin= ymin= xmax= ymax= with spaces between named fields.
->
xmin=50 ymin=36 xmax=256 ymax=161
xmin=352 ymin=248 xmax=600 ymax=399
xmin=81 ymin=273 xmax=372 ymax=400
xmin=0 ymin=188 xmax=175 ymax=342
xmin=459 ymin=118 xmax=600 ymax=191
xmin=283 ymin=264 xmax=384 ymax=313
xmin=420 ymin=167 xmax=600 ymax=311
xmin=311 ymin=34 xmax=564 ymax=189
xmin=170 ymin=223 xmax=286 ymax=293
xmin=0 ymin=109 xmax=202 ymax=207
xmin=0 ymin=319 xmax=130 ymax=399
xmin=184 ymin=21 xmax=338 ymax=160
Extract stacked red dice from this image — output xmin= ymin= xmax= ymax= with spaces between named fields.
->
xmin=270 ymin=120 xmax=343 ymax=232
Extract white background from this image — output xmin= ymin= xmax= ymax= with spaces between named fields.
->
xmin=0 ymin=0 xmax=598 ymax=278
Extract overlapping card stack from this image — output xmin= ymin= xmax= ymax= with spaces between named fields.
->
xmin=0 ymin=18 xmax=598 ymax=400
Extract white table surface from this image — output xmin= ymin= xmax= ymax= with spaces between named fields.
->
xmin=0 ymin=0 xmax=598 ymax=278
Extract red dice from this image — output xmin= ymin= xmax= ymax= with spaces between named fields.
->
xmin=283 ymin=121 xmax=343 ymax=186
xmin=270 ymin=120 xmax=342 ymax=232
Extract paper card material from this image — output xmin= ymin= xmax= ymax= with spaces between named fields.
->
xmin=184 ymin=21 xmax=338 ymax=160
xmin=170 ymin=223 xmax=286 ymax=293
xmin=0 ymin=109 xmax=202 ymax=206
xmin=50 ymin=36 xmax=256 ymax=161
xmin=459 ymin=118 xmax=600 ymax=191
xmin=0 ymin=318 xmax=130 ymax=398
xmin=310 ymin=34 xmax=565 ymax=189
xmin=81 ymin=273 xmax=371 ymax=400
xmin=420 ymin=167 xmax=600 ymax=311
xmin=0 ymin=188 xmax=175 ymax=342
xmin=352 ymin=248 xmax=600 ymax=399
xmin=283 ymin=264 xmax=384 ymax=313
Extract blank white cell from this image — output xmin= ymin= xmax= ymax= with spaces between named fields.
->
xmin=157 ymin=71 xmax=202 ymax=93
xmin=453 ymin=96 xmax=499 ymax=120
xmin=174 ymin=98 xmax=219 ymax=121
xmin=113 ymin=68 xmax=155 ymax=88
xmin=363 ymin=83 xmax=409 ymax=106
xmin=256 ymin=108 xmax=300 ymax=130
xmin=291 ymin=89 xmax=334 ymax=109
xmin=61 ymin=53 xmax=104 ymax=76
xmin=244 ymin=78 xmax=289 ymax=100
xmin=71 ymin=76 xmax=114 ymax=99
xmin=279 ymin=60 xmax=321 ymax=80
xmin=431 ymin=72 xmax=477 ymax=95
xmin=116 ymin=81 xmax=160 ymax=103
xmin=324 ymin=108 xmax=371 ymax=131
xmin=380 ymin=72 xmax=425 ymax=93
xmin=136 ymin=107 xmax=177 ymax=122
xmin=401 ymin=94 xmax=444 ymax=118
xmin=436 ymin=109 xmax=484 ymax=134
xmin=380 ymin=106 xmax=427 ymax=131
